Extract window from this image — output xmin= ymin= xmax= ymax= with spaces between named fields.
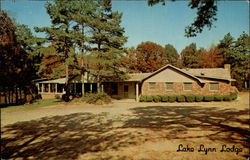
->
xmin=184 ymin=82 xmax=192 ymax=91
xmin=210 ymin=82 xmax=219 ymax=91
xmin=111 ymin=83 xmax=118 ymax=95
xmin=166 ymin=82 xmax=173 ymax=91
xmin=149 ymin=82 xmax=156 ymax=90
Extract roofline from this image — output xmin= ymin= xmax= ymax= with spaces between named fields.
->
xmin=195 ymin=76 xmax=235 ymax=82
xmin=141 ymin=64 xmax=204 ymax=84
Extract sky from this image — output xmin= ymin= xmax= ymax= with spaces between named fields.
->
xmin=1 ymin=0 xmax=249 ymax=53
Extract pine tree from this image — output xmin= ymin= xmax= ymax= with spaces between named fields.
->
xmin=88 ymin=0 xmax=128 ymax=92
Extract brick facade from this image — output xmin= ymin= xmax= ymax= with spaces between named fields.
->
xmin=141 ymin=81 xmax=234 ymax=96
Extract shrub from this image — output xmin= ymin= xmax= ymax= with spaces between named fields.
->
xmin=79 ymin=93 xmax=112 ymax=104
xmin=195 ymin=95 xmax=203 ymax=102
xmin=153 ymin=95 xmax=161 ymax=102
xmin=185 ymin=95 xmax=195 ymax=102
xmin=223 ymin=95 xmax=232 ymax=101
xmin=214 ymin=95 xmax=224 ymax=101
xmin=203 ymin=95 xmax=214 ymax=102
xmin=168 ymin=95 xmax=176 ymax=102
xmin=139 ymin=95 xmax=147 ymax=102
xmin=161 ymin=95 xmax=168 ymax=102
xmin=55 ymin=94 xmax=61 ymax=99
xmin=146 ymin=95 xmax=153 ymax=102
xmin=62 ymin=94 xmax=70 ymax=102
xmin=177 ymin=95 xmax=185 ymax=102
xmin=230 ymin=92 xmax=237 ymax=100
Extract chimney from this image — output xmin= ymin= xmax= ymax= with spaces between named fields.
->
xmin=224 ymin=64 xmax=231 ymax=72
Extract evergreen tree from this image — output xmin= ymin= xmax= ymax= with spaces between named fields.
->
xmin=180 ymin=43 xmax=201 ymax=68
xmin=88 ymin=0 xmax=127 ymax=92
xmin=164 ymin=44 xmax=180 ymax=66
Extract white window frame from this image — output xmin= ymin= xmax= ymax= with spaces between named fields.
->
xmin=149 ymin=82 xmax=156 ymax=90
xmin=165 ymin=82 xmax=174 ymax=91
xmin=183 ymin=82 xmax=192 ymax=91
xmin=209 ymin=82 xmax=219 ymax=91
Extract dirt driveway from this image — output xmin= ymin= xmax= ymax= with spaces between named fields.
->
xmin=1 ymin=92 xmax=249 ymax=160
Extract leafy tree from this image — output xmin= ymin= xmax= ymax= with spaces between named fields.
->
xmin=199 ymin=45 xmax=223 ymax=68
xmin=217 ymin=33 xmax=234 ymax=63
xmin=123 ymin=42 xmax=167 ymax=73
xmin=0 ymin=11 xmax=37 ymax=105
xmin=164 ymin=44 xmax=180 ymax=67
xmin=180 ymin=43 xmax=201 ymax=68
xmin=148 ymin=0 xmax=217 ymax=37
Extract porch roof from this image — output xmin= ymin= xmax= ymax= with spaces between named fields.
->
xmin=37 ymin=78 xmax=66 ymax=84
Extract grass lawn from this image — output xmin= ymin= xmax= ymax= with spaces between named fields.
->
xmin=1 ymin=99 xmax=63 ymax=112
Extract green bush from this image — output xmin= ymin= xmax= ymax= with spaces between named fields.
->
xmin=168 ymin=95 xmax=177 ymax=102
xmin=153 ymin=95 xmax=161 ymax=102
xmin=82 ymin=93 xmax=112 ymax=104
xmin=161 ymin=95 xmax=168 ymax=102
xmin=195 ymin=95 xmax=203 ymax=102
xmin=177 ymin=95 xmax=185 ymax=102
xmin=223 ymin=95 xmax=232 ymax=101
xmin=62 ymin=94 xmax=70 ymax=102
xmin=146 ymin=95 xmax=153 ymax=102
xmin=203 ymin=95 xmax=214 ymax=102
xmin=139 ymin=95 xmax=147 ymax=102
xmin=230 ymin=92 xmax=237 ymax=100
xmin=214 ymin=95 xmax=224 ymax=101
xmin=185 ymin=95 xmax=195 ymax=102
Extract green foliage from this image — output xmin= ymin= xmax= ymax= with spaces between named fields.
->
xmin=185 ymin=95 xmax=195 ymax=102
xmin=146 ymin=95 xmax=153 ymax=102
xmin=214 ymin=95 xmax=224 ymax=101
xmin=80 ymin=93 xmax=112 ymax=105
xmin=62 ymin=94 xmax=70 ymax=102
xmin=164 ymin=44 xmax=180 ymax=66
xmin=218 ymin=32 xmax=250 ymax=91
xmin=168 ymin=95 xmax=177 ymax=102
xmin=153 ymin=95 xmax=161 ymax=102
xmin=195 ymin=95 xmax=204 ymax=102
xmin=161 ymin=95 xmax=168 ymax=102
xmin=223 ymin=95 xmax=232 ymax=101
xmin=139 ymin=95 xmax=147 ymax=102
xmin=230 ymin=92 xmax=237 ymax=100
xmin=180 ymin=43 xmax=201 ymax=68
xmin=203 ymin=95 xmax=214 ymax=102
xmin=177 ymin=95 xmax=185 ymax=102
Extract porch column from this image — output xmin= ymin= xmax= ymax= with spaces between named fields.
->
xmin=74 ymin=81 xmax=76 ymax=94
xmin=48 ymin=83 xmax=51 ymax=93
xmin=55 ymin=83 xmax=58 ymax=93
xmin=136 ymin=82 xmax=139 ymax=102
xmin=90 ymin=83 xmax=92 ymax=93
xmin=101 ymin=84 xmax=104 ymax=93
xmin=41 ymin=83 xmax=44 ymax=93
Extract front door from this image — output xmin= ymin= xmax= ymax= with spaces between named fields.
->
xmin=124 ymin=85 xmax=129 ymax=98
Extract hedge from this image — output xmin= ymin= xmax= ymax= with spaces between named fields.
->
xmin=214 ymin=95 xmax=224 ymax=101
xmin=139 ymin=93 xmax=237 ymax=103
xmin=185 ymin=95 xmax=196 ymax=102
xmin=177 ymin=95 xmax=185 ymax=102
xmin=195 ymin=95 xmax=203 ymax=102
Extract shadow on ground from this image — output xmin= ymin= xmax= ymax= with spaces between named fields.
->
xmin=1 ymin=105 xmax=249 ymax=159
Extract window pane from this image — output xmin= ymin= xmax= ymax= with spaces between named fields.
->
xmin=149 ymin=82 xmax=156 ymax=90
xmin=184 ymin=83 xmax=192 ymax=90
xmin=210 ymin=83 xmax=219 ymax=90
xmin=166 ymin=82 xmax=173 ymax=90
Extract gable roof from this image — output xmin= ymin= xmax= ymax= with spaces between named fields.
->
xmin=180 ymin=68 xmax=234 ymax=81
xmin=126 ymin=64 xmax=234 ymax=82
xmin=140 ymin=64 xmax=204 ymax=84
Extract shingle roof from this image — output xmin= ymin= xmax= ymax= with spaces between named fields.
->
xmin=180 ymin=68 xmax=232 ymax=81
xmin=126 ymin=73 xmax=152 ymax=81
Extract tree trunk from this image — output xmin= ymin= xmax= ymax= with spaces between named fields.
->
xmin=15 ymin=85 xmax=18 ymax=104
xmin=4 ymin=86 xmax=7 ymax=105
